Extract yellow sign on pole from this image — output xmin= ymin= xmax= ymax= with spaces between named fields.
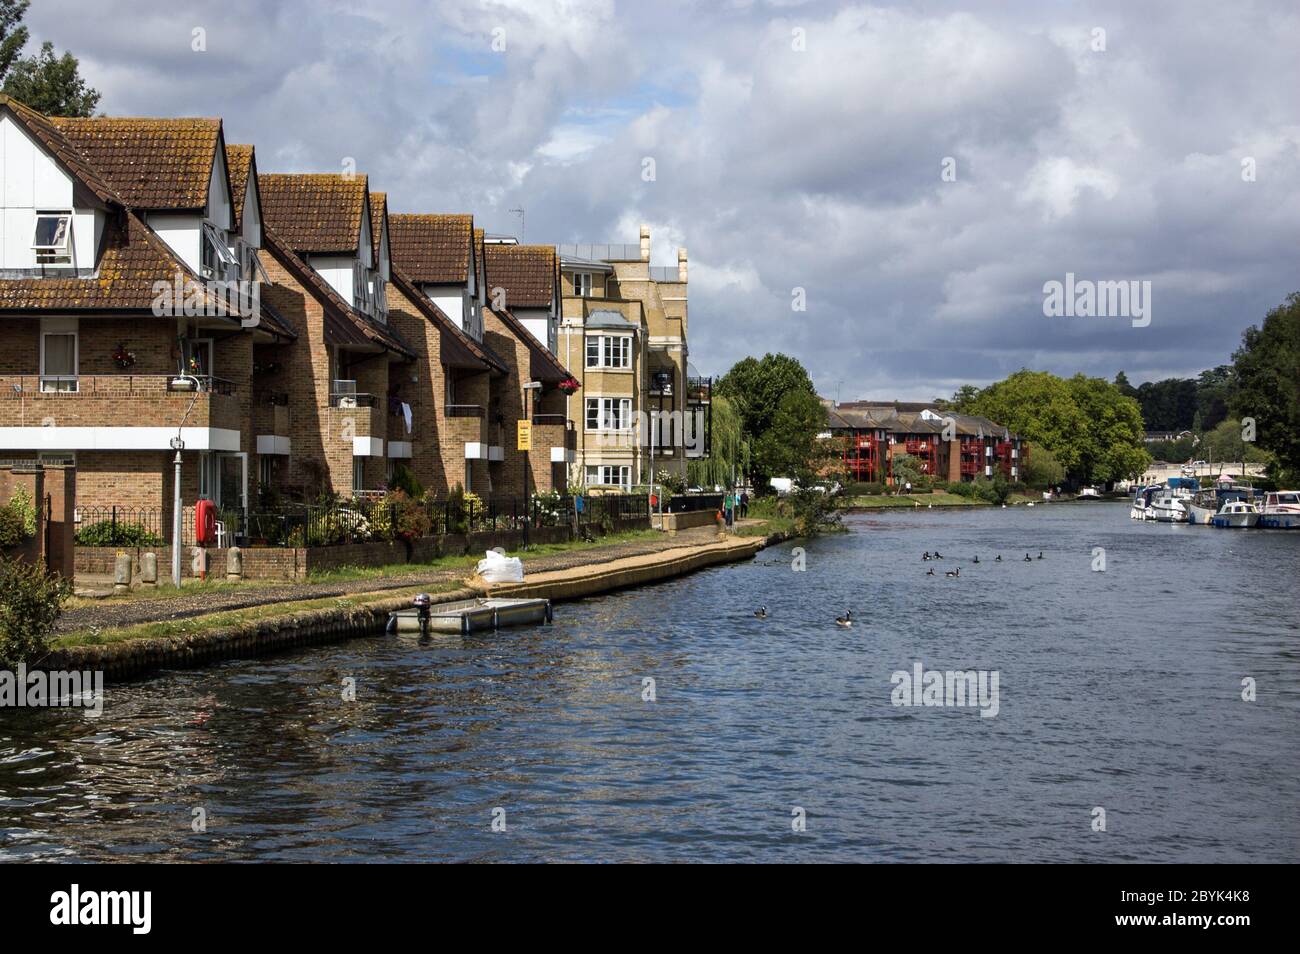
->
xmin=517 ymin=419 xmax=532 ymax=451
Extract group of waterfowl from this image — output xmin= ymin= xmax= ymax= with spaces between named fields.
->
xmin=923 ymin=550 xmax=1044 ymax=575
xmin=753 ymin=606 xmax=854 ymax=627
xmin=753 ymin=550 xmax=1048 ymax=628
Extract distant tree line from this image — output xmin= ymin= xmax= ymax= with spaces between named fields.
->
xmin=0 ymin=0 xmax=100 ymax=116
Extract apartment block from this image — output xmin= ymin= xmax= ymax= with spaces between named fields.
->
xmin=558 ymin=226 xmax=708 ymax=491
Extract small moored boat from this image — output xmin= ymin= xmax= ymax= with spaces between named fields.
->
xmin=1259 ymin=491 xmax=1300 ymax=529
xmin=1077 ymin=486 xmax=1103 ymax=500
xmin=1211 ymin=500 xmax=1260 ymax=528
xmin=386 ymin=594 xmax=553 ymax=635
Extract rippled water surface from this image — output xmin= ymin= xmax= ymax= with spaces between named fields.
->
xmin=3 ymin=503 xmax=1298 ymax=862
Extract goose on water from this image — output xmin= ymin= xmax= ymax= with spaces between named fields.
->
xmin=835 ymin=610 xmax=854 ymax=628
xmin=945 ymin=567 xmax=960 ymax=578
xmin=754 ymin=606 xmax=769 ymax=619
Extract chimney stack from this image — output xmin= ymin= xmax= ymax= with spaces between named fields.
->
xmin=639 ymin=224 xmax=650 ymax=262
xmin=677 ymin=247 xmax=688 ymax=282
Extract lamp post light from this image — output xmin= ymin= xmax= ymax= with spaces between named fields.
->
xmin=171 ymin=373 xmax=201 ymax=587
xmin=522 ymin=381 xmax=543 ymax=547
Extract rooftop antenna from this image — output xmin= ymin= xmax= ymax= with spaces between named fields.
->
xmin=509 ymin=207 xmax=525 ymax=242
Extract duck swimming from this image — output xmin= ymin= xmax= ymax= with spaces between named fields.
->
xmin=754 ymin=606 xmax=769 ymax=619
xmin=835 ymin=610 xmax=854 ymax=628
xmin=933 ymin=551 xmax=944 ymax=560
xmin=922 ymin=552 xmax=931 ymax=561
xmin=995 ymin=555 xmax=1002 ymax=562
xmin=926 ymin=567 xmax=935 ymax=576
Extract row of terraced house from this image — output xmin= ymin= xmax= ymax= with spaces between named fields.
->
xmin=825 ymin=400 xmax=1026 ymax=484
xmin=0 ymin=95 xmax=709 ymax=531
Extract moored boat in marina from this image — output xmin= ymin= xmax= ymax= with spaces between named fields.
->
xmin=1150 ymin=490 xmax=1190 ymax=522
xmin=1078 ymin=486 xmax=1103 ymax=500
xmin=1259 ymin=491 xmax=1300 ymax=529
xmin=1211 ymin=500 xmax=1260 ymax=528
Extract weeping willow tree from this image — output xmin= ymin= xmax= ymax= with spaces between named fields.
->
xmin=688 ymin=395 xmax=749 ymax=489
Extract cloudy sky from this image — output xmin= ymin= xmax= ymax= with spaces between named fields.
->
xmin=25 ymin=0 xmax=1300 ymax=400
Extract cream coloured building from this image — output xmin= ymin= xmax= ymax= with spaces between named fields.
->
xmin=558 ymin=226 xmax=709 ymax=491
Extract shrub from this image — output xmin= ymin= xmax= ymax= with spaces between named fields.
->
xmin=0 ymin=505 xmax=27 ymax=548
xmin=388 ymin=463 xmax=424 ymax=500
xmin=74 ymin=520 xmax=164 ymax=547
xmin=385 ymin=490 xmax=432 ymax=540
xmin=0 ymin=557 xmax=72 ymax=666
xmin=946 ymin=481 xmax=978 ymax=498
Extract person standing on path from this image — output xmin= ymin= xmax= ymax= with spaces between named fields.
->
xmin=724 ymin=491 xmax=734 ymax=527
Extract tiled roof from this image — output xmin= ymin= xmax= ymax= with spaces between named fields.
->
xmin=390 ymin=267 xmax=503 ymax=374
xmin=369 ymin=191 xmax=386 ymax=261
xmin=483 ymin=243 xmax=557 ymax=309
xmin=486 ymin=306 xmax=569 ymax=384
xmin=50 ymin=116 xmax=222 ymax=210
xmin=0 ymin=212 xmax=236 ymax=315
xmin=259 ymin=173 xmax=368 ymax=255
xmin=389 ymin=213 xmax=472 ymax=284
xmin=0 ymin=95 xmax=121 ymax=207
xmin=261 ymin=224 xmax=413 ymax=358
xmin=473 ymin=228 xmax=485 ymax=287
xmin=226 ymin=144 xmax=254 ymax=228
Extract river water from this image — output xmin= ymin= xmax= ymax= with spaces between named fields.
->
xmin=2 ymin=503 xmax=1297 ymax=862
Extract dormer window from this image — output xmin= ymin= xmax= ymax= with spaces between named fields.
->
xmin=573 ymin=272 xmax=592 ymax=297
xmin=33 ymin=212 xmax=72 ymax=266
xmin=201 ymin=222 xmax=237 ymax=279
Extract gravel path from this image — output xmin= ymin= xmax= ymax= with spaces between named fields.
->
xmin=57 ymin=526 xmax=744 ymax=634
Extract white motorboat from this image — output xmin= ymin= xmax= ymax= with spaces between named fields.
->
xmin=1211 ymin=500 xmax=1260 ymax=528
xmin=1184 ymin=492 xmax=1219 ymax=525
xmin=1078 ymin=486 xmax=1103 ymax=500
xmin=1130 ymin=485 xmax=1161 ymax=520
xmin=1149 ymin=491 xmax=1190 ymax=523
xmin=1259 ymin=491 xmax=1300 ymax=529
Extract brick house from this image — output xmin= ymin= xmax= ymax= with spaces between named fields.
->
xmin=480 ymin=238 xmax=575 ymax=495
xmin=257 ymin=171 xmax=416 ymax=498
xmin=0 ymin=96 xmax=295 ymax=532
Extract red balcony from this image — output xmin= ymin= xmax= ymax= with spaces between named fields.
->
xmin=905 ymin=439 xmax=932 ymax=454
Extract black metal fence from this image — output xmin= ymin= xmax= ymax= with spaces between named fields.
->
xmin=74 ymin=494 xmax=655 ymax=549
xmin=664 ymin=492 xmax=724 ymax=514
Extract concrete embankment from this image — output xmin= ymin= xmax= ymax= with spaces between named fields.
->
xmin=42 ymin=531 xmax=781 ymax=682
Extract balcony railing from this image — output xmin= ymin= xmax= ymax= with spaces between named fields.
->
xmin=168 ymin=375 xmax=236 ymax=395
xmin=329 ymin=392 xmax=377 ymax=408
xmin=3 ymin=374 xmax=237 ymax=396
xmin=447 ymin=404 xmax=485 ymax=418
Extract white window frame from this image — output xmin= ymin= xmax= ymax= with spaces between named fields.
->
xmin=585 ymin=464 xmax=631 ymax=489
xmin=33 ymin=210 xmax=73 ymax=266
xmin=574 ymin=272 xmax=592 ymax=297
xmin=585 ymin=334 xmax=632 ymax=370
xmin=201 ymin=222 xmax=237 ymax=279
xmin=39 ymin=318 xmax=79 ymax=392
xmin=352 ymin=458 xmax=365 ymax=495
xmin=584 ymin=397 xmax=632 ymax=431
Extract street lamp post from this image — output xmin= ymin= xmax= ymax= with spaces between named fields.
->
xmin=171 ymin=373 xmax=202 ymax=587
xmin=522 ymin=381 xmax=542 ymax=547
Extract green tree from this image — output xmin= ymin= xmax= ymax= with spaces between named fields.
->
xmin=0 ymin=0 xmax=29 ymax=82
xmin=1020 ymin=445 xmax=1065 ymax=488
xmin=3 ymin=40 xmax=100 ymax=116
xmin=751 ymin=389 xmax=828 ymax=486
xmin=967 ymin=369 xmax=1149 ymax=484
xmin=687 ymin=394 xmax=748 ymax=489
xmin=716 ymin=353 xmax=817 ymax=445
xmin=1113 ymin=371 xmax=1138 ymax=399
xmin=1229 ymin=292 xmax=1300 ymax=481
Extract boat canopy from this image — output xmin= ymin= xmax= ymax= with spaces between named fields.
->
xmin=1168 ymin=476 xmax=1199 ymax=490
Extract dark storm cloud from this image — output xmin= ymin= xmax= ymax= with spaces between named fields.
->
xmin=26 ymin=0 xmax=1300 ymax=398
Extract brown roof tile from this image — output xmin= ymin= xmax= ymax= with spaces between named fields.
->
xmin=390 ymin=267 xmax=502 ymax=374
xmin=483 ymin=243 xmax=557 ymax=309
xmin=389 ymin=213 xmax=472 ymax=284
xmin=259 ymin=173 xmax=368 ymax=255
xmin=50 ymin=116 xmax=222 ymax=210
xmin=0 ymin=212 xmax=237 ymax=315
xmin=486 ymin=306 xmax=569 ymax=384
xmin=261 ymin=224 xmax=413 ymax=358
xmin=0 ymin=95 xmax=121 ymax=207
xmin=369 ymin=191 xmax=386 ymax=261
xmin=227 ymin=144 xmax=254 ymax=228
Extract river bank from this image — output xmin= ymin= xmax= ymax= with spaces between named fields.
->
xmin=42 ymin=524 xmax=783 ymax=682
